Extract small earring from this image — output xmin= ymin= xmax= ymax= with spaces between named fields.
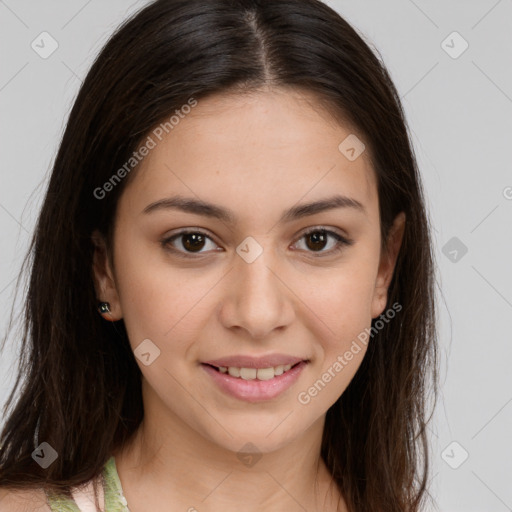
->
xmin=98 ymin=302 xmax=111 ymax=314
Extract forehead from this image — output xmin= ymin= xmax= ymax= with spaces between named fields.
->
xmin=119 ymin=88 xmax=378 ymax=224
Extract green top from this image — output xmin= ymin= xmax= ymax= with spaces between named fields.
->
xmin=45 ymin=456 xmax=130 ymax=511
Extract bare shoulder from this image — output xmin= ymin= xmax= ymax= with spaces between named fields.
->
xmin=0 ymin=487 xmax=52 ymax=512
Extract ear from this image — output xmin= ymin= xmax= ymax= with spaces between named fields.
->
xmin=91 ymin=229 xmax=123 ymax=321
xmin=371 ymin=212 xmax=406 ymax=318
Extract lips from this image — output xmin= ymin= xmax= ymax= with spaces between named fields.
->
xmin=202 ymin=354 xmax=307 ymax=369
xmin=201 ymin=360 xmax=308 ymax=402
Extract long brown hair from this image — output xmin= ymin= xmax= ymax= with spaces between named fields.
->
xmin=0 ymin=1 xmax=438 ymax=510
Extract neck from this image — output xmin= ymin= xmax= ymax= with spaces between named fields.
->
xmin=112 ymin=383 xmax=344 ymax=511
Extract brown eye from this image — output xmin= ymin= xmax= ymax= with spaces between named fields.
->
xmin=294 ymin=228 xmax=353 ymax=256
xmin=161 ymin=230 xmax=219 ymax=256
xmin=305 ymin=230 xmax=329 ymax=251
xmin=181 ymin=233 xmax=206 ymax=252
xmin=161 ymin=227 xmax=353 ymax=259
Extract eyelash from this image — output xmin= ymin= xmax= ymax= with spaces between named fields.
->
xmin=160 ymin=227 xmax=354 ymax=258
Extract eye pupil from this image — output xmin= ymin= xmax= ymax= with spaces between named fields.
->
xmin=305 ymin=231 xmax=327 ymax=251
xmin=183 ymin=233 xmax=205 ymax=252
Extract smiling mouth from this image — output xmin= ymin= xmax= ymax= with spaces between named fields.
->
xmin=202 ymin=361 xmax=303 ymax=381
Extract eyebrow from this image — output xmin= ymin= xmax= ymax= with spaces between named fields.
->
xmin=142 ymin=194 xmax=365 ymax=224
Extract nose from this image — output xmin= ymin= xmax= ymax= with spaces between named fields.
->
xmin=217 ymin=242 xmax=295 ymax=340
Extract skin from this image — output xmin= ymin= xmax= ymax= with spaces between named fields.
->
xmin=91 ymin=87 xmax=405 ymax=512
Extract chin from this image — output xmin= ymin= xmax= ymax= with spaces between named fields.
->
xmin=199 ymin=418 xmax=305 ymax=455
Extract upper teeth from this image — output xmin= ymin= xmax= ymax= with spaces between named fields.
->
xmin=219 ymin=364 xmax=293 ymax=380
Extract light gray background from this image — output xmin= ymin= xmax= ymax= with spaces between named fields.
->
xmin=1 ymin=1 xmax=511 ymax=511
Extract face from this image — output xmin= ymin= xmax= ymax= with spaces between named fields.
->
xmin=92 ymin=88 xmax=404 ymax=455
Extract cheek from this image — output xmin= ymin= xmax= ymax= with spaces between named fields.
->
xmin=307 ymin=255 xmax=379 ymax=338
xmin=299 ymin=249 xmax=379 ymax=395
xmin=112 ymin=237 xmax=193 ymax=345
xmin=307 ymin=278 xmax=373 ymax=366
xmin=298 ymin=286 xmax=373 ymax=413
xmin=113 ymin=239 xmax=227 ymax=369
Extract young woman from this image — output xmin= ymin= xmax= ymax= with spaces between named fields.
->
xmin=0 ymin=0 xmax=438 ymax=511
